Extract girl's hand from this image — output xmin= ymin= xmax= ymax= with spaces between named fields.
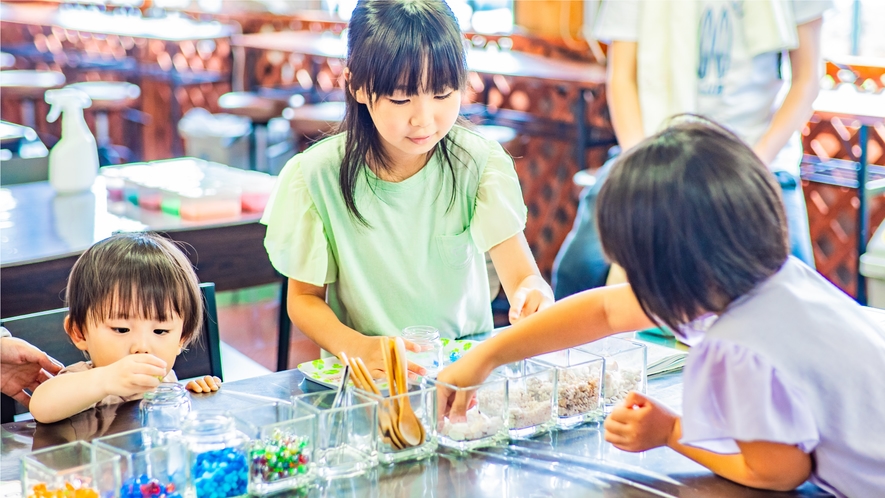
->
xmin=186 ymin=376 xmax=221 ymax=393
xmin=508 ymin=276 xmax=554 ymax=324
xmin=604 ymin=391 xmax=679 ymax=452
xmin=435 ymin=347 xmax=494 ymax=423
xmin=348 ymin=335 xmax=426 ymax=380
xmin=102 ymin=354 xmax=167 ymax=397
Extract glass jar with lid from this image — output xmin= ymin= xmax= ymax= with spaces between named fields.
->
xmin=181 ymin=411 xmax=249 ymax=498
xmin=140 ymin=382 xmax=191 ymax=432
xmin=401 ymin=325 xmax=443 ymax=377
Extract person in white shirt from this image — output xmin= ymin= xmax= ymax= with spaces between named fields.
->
xmin=552 ymin=0 xmax=829 ymax=298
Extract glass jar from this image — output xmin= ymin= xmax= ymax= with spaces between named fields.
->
xmin=401 ymin=326 xmax=443 ymax=377
xmin=140 ymin=383 xmax=191 ymax=432
xmin=181 ymin=412 xmax=249 ymax=498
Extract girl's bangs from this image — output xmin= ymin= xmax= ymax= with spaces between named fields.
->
xmin=363 ymin=28 xmax=465 ymax=97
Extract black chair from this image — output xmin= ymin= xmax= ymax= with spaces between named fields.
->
xmin=0 ymin=282 xmax=223 ymax=423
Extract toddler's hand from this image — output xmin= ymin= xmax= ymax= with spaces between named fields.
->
xmin=186 ymin=376 xmax=221 ymax=393
xmin=103 ymin=354 xmax=167 ymax=397
xmin=508 ymin=279 xmax=554 ymax=324
xmin=603 ymin=391 xmax=678 ymax=452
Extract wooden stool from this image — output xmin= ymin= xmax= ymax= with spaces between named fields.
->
xmin=218 ymin=92 xmax=289 ymax=172
xmin=66 ymin=81 xmax=140 ymax=165
xmin=283 ymin=101 xmax=346 ymax=151
xmin=0 ymin=70 xmax=66 ymax=129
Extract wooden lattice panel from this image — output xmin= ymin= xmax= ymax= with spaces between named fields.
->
xmin=1 ymin=19 xmax=233 ymax=161
xmin=802 ymin=77 xmax=885 ymax=297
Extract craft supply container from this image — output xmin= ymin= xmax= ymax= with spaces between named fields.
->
xmin=21 ymin=441 xmax=121 ymax=498
xmin=360 ymin=380 xmax=437 ymax=464
xmin=292 ymin=390 xmax=377 ymax=479
xmin=93 ymin=428 xmax=187 ymax=498
xmin=530 ymin=348 xmax=605 ymax=428
xmin=401 ymin=326 xmax=444 ymax=377
xmin=140 ymin=383 xmax=191 ymax=433
xmin=228 ymin=401 xmax=317 ymax=495
xmin=578 ymin=337 xmax=647 ymax=410
xmin=180 ymin=412 xmax=249 ymax=498
xmin=488 ymin=360 xmax=556 ymax=438
xmin=430 ymin=376 xmax=508 ymax=451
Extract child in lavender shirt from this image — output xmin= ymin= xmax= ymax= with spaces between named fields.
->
xmin=437 ymin=117 xmax=885 ymax=497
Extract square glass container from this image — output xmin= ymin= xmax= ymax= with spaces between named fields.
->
xmin=530 ymin=348 xmax=605 ymax=428
xmin=228 ymin=401 xmax=317 ymax=495
xmin=360 ymin=380 xmax=438 ymax=464
xmin=578 ymin=337 xmax=648 ymax=410
xmin=488 ymin=360 xmax=556 ymax=438
xmin=292 ymin=390 xmax=377 ymax=479
xmin=93 ymin=428 xmax=187 ymax=498
xmin=430 ymin=376 xmax=508 ymax=451
xmin=21 ymin=441 xmax=121 ymax=498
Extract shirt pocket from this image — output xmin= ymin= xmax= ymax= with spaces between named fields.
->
xmin=436 ymin=229 xmax=476 ymax=269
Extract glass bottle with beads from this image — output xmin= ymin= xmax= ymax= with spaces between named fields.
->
xmin=228 ymin=401 xmax=317 ymax=495
xmin=181 ymin=412 xmax=249 ymax=498
xmin=140 ymin=383 xmax=191 ymax=433
xmin=93 ymin=428 xmax=187 ymax=498
xmin=401 ymin=326 xmax=444 ymax=377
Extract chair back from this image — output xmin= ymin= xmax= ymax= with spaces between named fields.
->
xmin=0 ymin=283 xmax=222 ymax=423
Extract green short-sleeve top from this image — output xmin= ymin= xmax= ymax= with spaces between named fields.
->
xmin=261 ymin=125 xmax=527 ymax=339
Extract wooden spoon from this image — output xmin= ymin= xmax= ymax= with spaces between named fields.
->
xmin=393 ymin=337 xmax=424 ymax=446
xmin=348 ymin=357 xmax=403 ymax=450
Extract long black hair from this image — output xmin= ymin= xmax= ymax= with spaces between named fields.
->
xmin=341 ymin=0 xmax=468 ymax=225
xmin=597 ymin=116 xmax=789 ymax=332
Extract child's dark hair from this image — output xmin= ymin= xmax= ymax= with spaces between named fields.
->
xmin=341 ymin=0 xmax=468 ymax=225
xmin=597 ymin=116 xmax=789 ymax=333
xmin=66 ymin=232 xmax=203 ymax=346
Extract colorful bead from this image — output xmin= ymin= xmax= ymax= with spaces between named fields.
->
xmin=247 ymin=433 xmax=310 ymax=483
xmin=120 ymin=474 xmax=183 ymax=498
xmin=192 ymin=448 xmax=248 ymax=498
xmin=28 ymin=482 xmax=100 ymax=498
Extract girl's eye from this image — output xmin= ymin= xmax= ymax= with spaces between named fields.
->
xmin=435 ymin=92 xmax=453 ymax=100
xmin=388 ymin=98 xmax=409 ymax=105
xmin=153 ymin=329 xmax=170 ymax=336
xmin=112 ymin=328 xmax=129 ymax=334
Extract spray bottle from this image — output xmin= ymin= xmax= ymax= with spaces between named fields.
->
xmin=45 ymin=88 xmax=99 ymax=194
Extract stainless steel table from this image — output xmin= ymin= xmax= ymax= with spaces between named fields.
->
xmin=0 ymin=178 xmax=278 ymax=318
xmin=0 ymin=368 xmax=831 ymax=497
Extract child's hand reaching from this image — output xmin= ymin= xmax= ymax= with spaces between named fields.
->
xmin=102 ymin=353 xmax=168 ymax=397
xmin=349 ymin=335 xmax=427 ymax=380
xmin=186 ymin=375 xmax=221 ymax=393
xmin=508 ymin=276 xmax=555 ymax=324
xmin=603 ymin=391 xmax=679 ymax=452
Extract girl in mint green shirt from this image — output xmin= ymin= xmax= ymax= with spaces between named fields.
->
xmin=262 ymin=0 xmax=553 ymax=378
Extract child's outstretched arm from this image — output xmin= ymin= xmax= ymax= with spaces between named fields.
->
xmin=29 ymin=354 xmax=167 ymax=423
xmin=606 ymin=392 xmax=812 ymax=491
xmin=437 ymin=283 xmax=655 ymax=419
xmin=488 ymin=233 xmax=554 ymax=323
xmin=286 ymin=278 xmax=426 ymax=379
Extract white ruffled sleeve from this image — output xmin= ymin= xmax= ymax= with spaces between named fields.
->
xmin=680 ymin=337 xmax=819 ymax=454
xmin=261 ymin=157 xmax=336 ymax=286
xmin=469 ymin=144 xmax=527 ymax=253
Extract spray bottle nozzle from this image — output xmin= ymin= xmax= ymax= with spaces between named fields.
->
xmin=45 ymin=88 xmax=92 ymax=123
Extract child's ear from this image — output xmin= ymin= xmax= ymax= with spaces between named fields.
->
xmin=345 ymin=69 xmax=369 ymax=105
xmin=64 ymin=316 xmax=89 ymax=351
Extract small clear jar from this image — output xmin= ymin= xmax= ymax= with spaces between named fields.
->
xmin=401 ymin=326 xmax=443 ymax=377
xmin=181 ymin=412 xmax=249 ymax=498
xmin=140 ymin=383 xmax=191 ymax=433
